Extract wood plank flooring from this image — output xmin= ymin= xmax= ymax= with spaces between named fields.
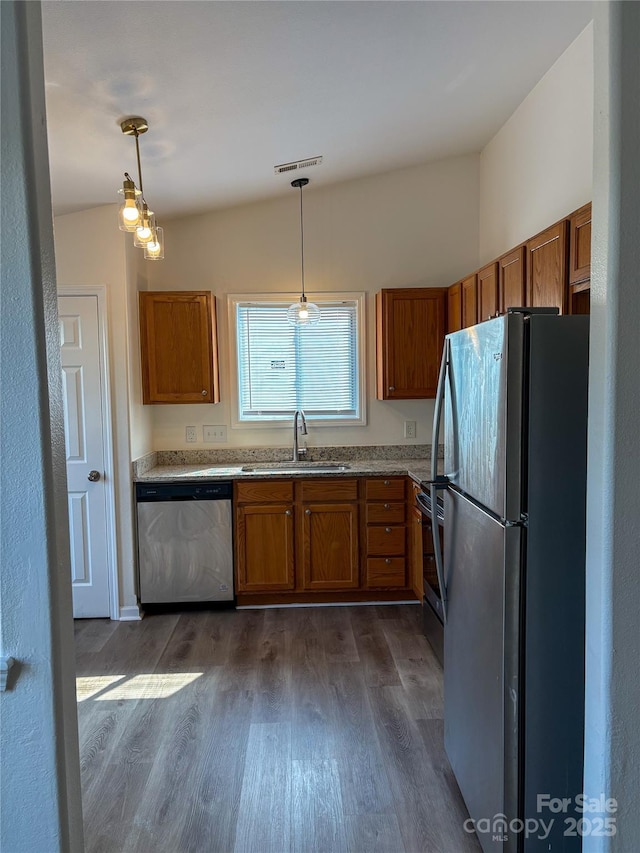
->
xmin=74 ymin=605 xmax=480 ymax=853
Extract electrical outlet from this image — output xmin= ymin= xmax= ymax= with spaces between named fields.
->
xmin=185 ymin=426 xmax=197 ymax=443
xmin=404 ymin=420 xmax=417 ymax=439
xmin=203 ymin=425 xmax=227 ymax=442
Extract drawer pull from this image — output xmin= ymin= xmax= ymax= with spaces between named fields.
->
xmin=384 ymin=503 xmax=390 ymax=509
xmin=385 ymin=558 xmax=391 ymax=564
xmin=385 ymin=527 xmax=392 ymax=533
xmin=285 ymin=510 xmax=291 ymax=516
xmin=305 ymin=508 xmax=311 ymax=515
xmin=383 ymin=480 xmax=390 ymax=486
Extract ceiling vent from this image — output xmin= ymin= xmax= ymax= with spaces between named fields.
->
xmin=274 ymin=156 xmax=323 ymax=176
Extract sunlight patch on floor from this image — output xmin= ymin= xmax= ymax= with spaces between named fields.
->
xmin=76 ymin=675 xmax=125 ymax=701
xmin=93 ymin=672 xmax=203 ymax=700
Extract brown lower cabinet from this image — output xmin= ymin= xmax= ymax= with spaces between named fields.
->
xmin=302 ymin=501 xmax=359 ymax=590
xmin=235 ymin=480 xmax=295 ymax=592
xmin=235 ymin=476 xmax=417 ymax=604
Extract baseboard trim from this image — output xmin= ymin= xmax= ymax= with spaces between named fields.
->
xmin=119 ymin=604 xmax=142 ymax=621
xmin=237 ymin=600 xmax=420 ymax=610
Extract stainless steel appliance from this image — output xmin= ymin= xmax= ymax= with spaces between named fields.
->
xmin=424 ymin=310 xmax=589 ymax=852
xmin=136 ymin=482 xmax=234 ymax=606
xmin=415 ymin=488 xmax=444 ymax=664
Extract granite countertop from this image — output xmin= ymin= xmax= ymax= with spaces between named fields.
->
xmin=133 ymin=444 xmax=443 ymax=486
xmin=135 ymin=458 xmax=433 ymax=485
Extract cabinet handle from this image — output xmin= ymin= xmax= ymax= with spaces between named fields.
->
xmin=305 ymin=509 xmax=311 ymax=515
xmin=285 ymin=510 xmax=291 ymax=516
xmin=385 ymin=527 xmax=392 ymax=533
xmin=201 ymin=390 xmax=208 ymax=396
xmin=388 ymin=386 xmax=395 ymax=392
xmin=383 ymin=480 xmax=390 ymax=486
xmin=384 ymin=503 xmax=390 ymax=509
xmin=385 ymin=558 xmax=391 ymax=564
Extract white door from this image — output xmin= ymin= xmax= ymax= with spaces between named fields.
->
xmin=58 ymin=295 xmax=111 ymax=617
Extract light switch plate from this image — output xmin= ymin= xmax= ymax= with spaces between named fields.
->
xmin=185 ymin=426 xmax=197 ymax=443
xmin=404 ymin=420 xmax=417 ymax=439
xmin=204 ymin=425 xmax=227 ymax=442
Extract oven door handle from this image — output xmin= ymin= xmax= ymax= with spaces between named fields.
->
xmin=415 ymin=491 xmax=430 ymax=515
xmin=429 ymin=337 xmax=450 ymax=623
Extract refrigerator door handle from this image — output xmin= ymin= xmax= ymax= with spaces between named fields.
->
xmin=430 ymin=337 xmax=449 ymax=484
xmin=430 ymin=338 xmax=450 ymax=623
xmin=430 ymin=482 xmax=448 ymax=623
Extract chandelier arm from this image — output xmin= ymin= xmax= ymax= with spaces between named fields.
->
xmin=133 ymin=128 xmax=144 ymax=198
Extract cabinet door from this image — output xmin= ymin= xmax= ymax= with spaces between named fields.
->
xmin=499 ymin=247 xmax=526 ymax=313
xmin=477 ymin=263 xmax=499 ymax=323
xmin=139 ymin=291 xmax=220 ymax=403
xmin=569 ymin=203 xmax=592 ymax=286
xmin=376 ymin=288 xmax=446 ymax=399
xmin=301 ymin=503 xmax=359 ymax=590
xmin=526 ymin=221 xmax=569 ymax=313
xmin=461 ymin=274 xmax=478 ymax=328
xmin=236 ymin=504 xmax=295 ymax=591
xmin=447 ymin=283 xmax=462 ymax=334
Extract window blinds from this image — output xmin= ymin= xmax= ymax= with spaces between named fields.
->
xmin=236 ymin=302 xmax=359 ymax=421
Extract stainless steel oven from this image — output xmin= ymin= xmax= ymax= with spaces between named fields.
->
xmin=416 ymin=488 xmax=444 ymax=664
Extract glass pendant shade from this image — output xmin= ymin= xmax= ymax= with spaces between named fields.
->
xmin=287 ymin=295 xmax=320 ymax=326
xmin=143 ymin=226 xmax=164 ymax=260
xmin=117 ymin=178 xmax=141 ymax=231
xmin=133 ymin=205 xmax=155 ymax=247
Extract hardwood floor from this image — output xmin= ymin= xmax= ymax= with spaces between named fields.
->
xmin=74 ymin=605 xmax=480 ymax=853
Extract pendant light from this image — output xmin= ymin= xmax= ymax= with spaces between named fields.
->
xmin=287 ymin=178 xmax=320 ymax=326
xmin=117 ymin=116 xmax=164 ymax=260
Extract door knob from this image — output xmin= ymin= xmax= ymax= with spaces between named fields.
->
xmin=87 ymin=470 xmax=101 ymax=482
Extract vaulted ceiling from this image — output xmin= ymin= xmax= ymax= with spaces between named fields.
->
xmin=42 ymin=1 xmax=592 ymax=218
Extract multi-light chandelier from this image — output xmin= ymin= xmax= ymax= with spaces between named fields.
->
xmin=117 ymin=116 xmax=164 ymax=260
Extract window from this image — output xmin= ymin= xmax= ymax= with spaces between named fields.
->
xmin=229 ymin=293 xmax=366 ymax=426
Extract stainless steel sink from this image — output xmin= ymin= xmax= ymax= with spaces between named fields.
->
xmin=241 ymin=462 xmax=351 ymax=473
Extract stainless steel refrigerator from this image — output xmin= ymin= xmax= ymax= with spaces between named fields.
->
xmin=427 ymin=310 xmax=589 ymax=852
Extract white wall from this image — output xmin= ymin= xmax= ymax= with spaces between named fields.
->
xmin=0 ymin=3 xmax=83 ymax=850
xmin=53 ymin=205 xmax=150 ymax=612
xmin=583 ymin=2 xmax=640 ymax=848
xmin=479 ymin=23 xmax=593 ymax=264
xmin=144 ymin=155 xmax=480 ymax=450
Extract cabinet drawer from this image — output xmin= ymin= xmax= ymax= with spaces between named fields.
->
xmin=236 ymin=479 xmax=294 ymax=504
xmin=366 ymin=558 xmax=406 ymax=588
xmin=366 ymin=525 xmax=406 ymax=556
xmin=300 ymin=479 xmax=358 ymax=502
xmin=365 ymin=478 xmax=405 ymax=501
xmin=366 ymin=502 xmax=405 ymax=524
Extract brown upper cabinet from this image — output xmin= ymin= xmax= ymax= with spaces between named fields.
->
xmin=139 ymin=291 xmax=220 ymax=404
xmin=499 ymin=246 xmax=526 ymax=314
xmin=447 ymin=282 xmax=462 ymax=334
xmin=376 ymin=288 xmax=446 ymax=400
xmin=569 ymin=203 xmax=592 ymax=286
xmin=526 ymin=221 xmax=569 ymax=313
xmin=477 ymin=262 xmax=499 ymax=323
xmin=461 ymin=274 xmax=478 ymax=328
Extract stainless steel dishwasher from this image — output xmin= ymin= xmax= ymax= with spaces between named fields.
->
xmin=136 ymin=482 xmax=234 ymax=606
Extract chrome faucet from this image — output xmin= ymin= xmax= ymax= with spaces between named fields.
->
xmin=292 ymin=410 xmax=308 ymax=461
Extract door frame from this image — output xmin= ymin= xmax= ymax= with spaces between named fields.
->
xmin=58 ymin=285 xmax=120 ymax=620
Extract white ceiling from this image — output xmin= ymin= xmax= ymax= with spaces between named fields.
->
xmin=41 ymin=1 xmax=592 ymax=219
